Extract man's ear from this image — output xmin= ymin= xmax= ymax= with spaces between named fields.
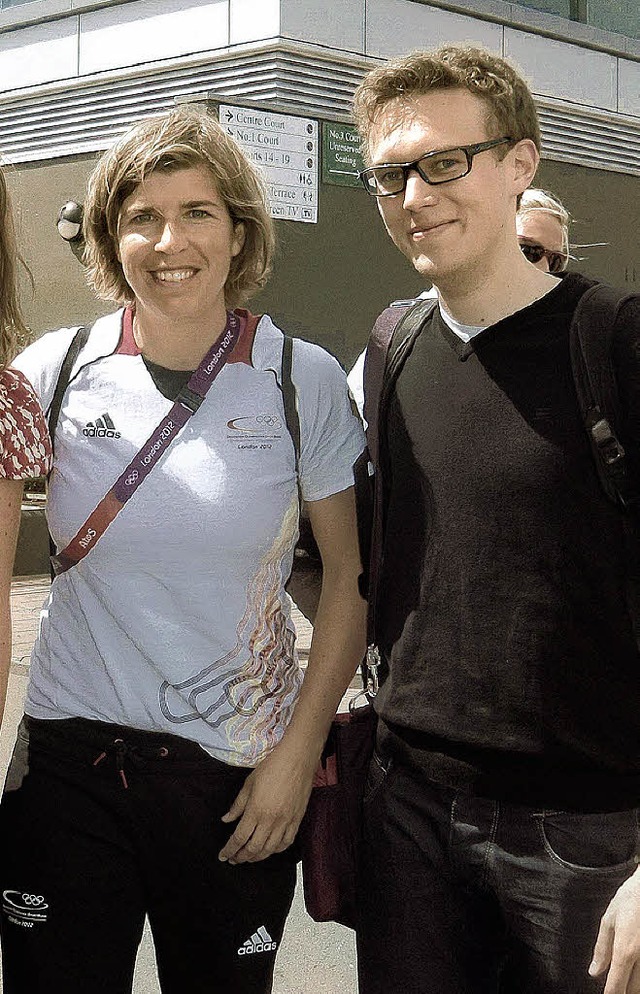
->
xmin=511 ymin=139 xmax=540 ymax=197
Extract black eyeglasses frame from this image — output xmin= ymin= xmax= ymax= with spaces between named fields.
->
xmin=359 ymin=136 xmax=514 ymax=198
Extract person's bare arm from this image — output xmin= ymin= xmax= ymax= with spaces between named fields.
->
xmin=0 ymin=479 xmax=23 ymax=728
xmin=218 ymin=485 xmax=367 ymax=864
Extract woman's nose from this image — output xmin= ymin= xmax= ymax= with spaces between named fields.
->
xmin=155 ymin=220 xmax=186 ymax=252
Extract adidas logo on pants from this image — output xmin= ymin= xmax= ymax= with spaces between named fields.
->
xmin=238 ymin=926 xmax=277 ymax=956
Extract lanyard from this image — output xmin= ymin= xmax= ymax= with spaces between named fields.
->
xmin=51 ymin=311 xmax=242 ymax=577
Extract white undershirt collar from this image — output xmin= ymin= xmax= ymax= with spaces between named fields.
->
xmin=437 ymin=299 xmax=486 ymax=343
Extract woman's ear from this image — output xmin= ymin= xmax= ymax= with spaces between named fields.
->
xmin=231 ymin=221 xmax=246 ymax=259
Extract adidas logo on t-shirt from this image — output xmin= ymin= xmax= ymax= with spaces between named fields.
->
xmin=83 ymin=413 xmax=121 ymax=439
xmin=237 ymin=926 xmax=277 ymax=956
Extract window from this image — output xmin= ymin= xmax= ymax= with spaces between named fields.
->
xmin=515 ymin=0 xmax=638 ymax=37
xmin=516 ymin=0 xmax=572 ymax=16
xmin=587 ymin=0 xmax=639 ymax=38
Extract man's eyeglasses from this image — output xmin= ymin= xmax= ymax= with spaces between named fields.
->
xmin=359 ymin=137 xmax=513 ymax=197
xmin=518 ymin=238 xmax=568 ymax=275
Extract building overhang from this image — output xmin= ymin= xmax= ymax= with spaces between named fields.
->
xmin=0 ymin=38 xmax=638 ymax=176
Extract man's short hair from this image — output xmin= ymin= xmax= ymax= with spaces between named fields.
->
xmin=353 ymin=45 xmax=541 ymax=162
xmin=518 ymin=187 xmax=570 ymax=258
xmin=83 ymin=106 xmax=275 ymax=309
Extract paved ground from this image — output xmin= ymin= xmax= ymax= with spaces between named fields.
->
xmin=3 ymin=576 xmax=358 ymax=993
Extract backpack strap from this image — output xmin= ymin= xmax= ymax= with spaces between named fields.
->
xmin=280 ymin=334 xmax=300 ymax=469
xmin=364 ymin=297 xmax=438 ymax=467
xmin=362 ymin=295 xmax=438 ymax=687
xmin=569 ymin=284 xmax=637 ymax=508
xmin=46 ymin=325 xmax=90 ymax=576
xmin=363 ymin=304 xmax=410 ymax=463
xmin=47 ymin=325 xmax=91 ymax=456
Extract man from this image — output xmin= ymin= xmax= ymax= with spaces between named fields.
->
xmin=347 ymin=188 xmax=568 ymax=419
xmin=353 ymin=45 xmax=640 ymax=994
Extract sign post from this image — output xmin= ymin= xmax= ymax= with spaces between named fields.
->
xmin=219 ymin=103 xmax=318 ymax=223
xmin=321 ymin=121 xmax=364 ymax=188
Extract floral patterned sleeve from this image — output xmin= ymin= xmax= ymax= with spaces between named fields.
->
xmin=0 ymin=367 xmax=52 ymax=480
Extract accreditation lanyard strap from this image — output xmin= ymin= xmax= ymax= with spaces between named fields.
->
xmin=51 ymin=311 xmax=242 ymax=576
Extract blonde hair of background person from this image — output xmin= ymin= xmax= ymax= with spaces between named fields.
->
xmin=0 ymin=168 xmax=27 ymax=367
xmin=0 ymin=166 xmax=52 ymax=727
xmin=517 ymin=187 xmax=570 ymax=273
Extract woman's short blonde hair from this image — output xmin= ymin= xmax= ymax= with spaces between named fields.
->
xmin=0 ymin=166 xmax=28 ymax=368
xmin=518 ymin=187 xmax=570 ymax=259
xmin=83 ymin=106 xmax=275 ymax=309
xmin=353 ymin=45 xmax=541 ymax=163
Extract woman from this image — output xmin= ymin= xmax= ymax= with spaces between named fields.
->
xmin=0 ymin=167 xmax=52 ymax=727
xmin=516 ymin=187 xmax=570 ymax=274
xmin=1 ymin=108 xmax=366 ymax=993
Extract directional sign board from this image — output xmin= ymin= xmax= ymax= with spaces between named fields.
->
xmin=219 ymin=104 xmax=318 ymax=224
xmin=322 ymin=121 xmax=364 ymax=188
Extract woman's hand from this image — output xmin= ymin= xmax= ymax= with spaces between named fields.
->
xmin=218 ymin=740 xmax=317 ymax=864
xmin=589 ymin=867 xmax=640 ymax=994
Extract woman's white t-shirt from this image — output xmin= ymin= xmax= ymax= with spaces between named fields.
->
xmin=14 ymin=309 xmax=365 ymax=766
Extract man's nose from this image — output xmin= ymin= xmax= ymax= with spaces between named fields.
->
xmin=402 ymin=168 xmax=437 ymax=210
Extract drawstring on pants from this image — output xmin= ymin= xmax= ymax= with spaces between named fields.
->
xmin=93 ymin=738 xmax=129 ymax=789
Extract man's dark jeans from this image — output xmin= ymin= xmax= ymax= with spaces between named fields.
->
xmin=356 ymin=752 xmax=640 ymax=994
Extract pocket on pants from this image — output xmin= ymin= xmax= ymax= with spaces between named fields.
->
xmin=537 ymin=808 xmax=640 ymax=873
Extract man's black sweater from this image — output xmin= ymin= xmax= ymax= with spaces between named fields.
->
xmin=377 ymin=274 xmax=640 ymax=810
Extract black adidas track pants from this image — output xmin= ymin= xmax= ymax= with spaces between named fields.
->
xmin=0 ymin=716 xmax=297 ymax=994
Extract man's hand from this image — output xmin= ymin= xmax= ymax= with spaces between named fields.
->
xmin=218 ymin=741 xmax=317 ymax=865
xmin=589 ymin=866 xmax=640 ymax=994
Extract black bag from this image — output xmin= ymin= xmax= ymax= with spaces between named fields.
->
xmin=297 ymin=305 xmax=424 ymax=929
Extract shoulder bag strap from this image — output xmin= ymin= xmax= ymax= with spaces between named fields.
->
xmin=51 ymin=312 xmax=242 ymax=576
xmin=363 ymin=304 xmax=410 ymax=465
xmin=570 ymin=284 xmax=637 ymax=507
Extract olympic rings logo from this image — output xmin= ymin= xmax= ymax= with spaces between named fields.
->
xmin=256 ymin=415 xmax=281 ymax=428
xmin=22 ymin=894 xmax=45 ymax=906
xmin=124 ymin=470 xmax=139 ymax=486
